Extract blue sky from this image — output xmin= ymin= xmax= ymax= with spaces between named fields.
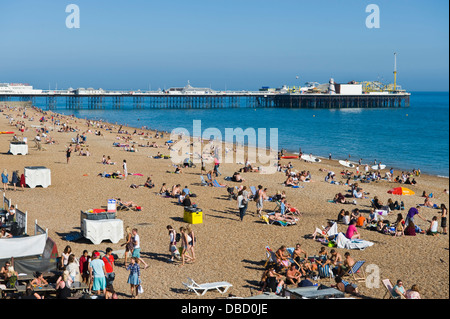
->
xmin=0 ymin=0 xmax=448 ymax=91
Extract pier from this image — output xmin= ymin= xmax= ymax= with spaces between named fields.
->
xmin=0 ymin=92 xmax=410 ymax=110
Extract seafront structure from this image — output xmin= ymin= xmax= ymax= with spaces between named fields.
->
xmin=0 ymin=78 xmax=410 ymax=110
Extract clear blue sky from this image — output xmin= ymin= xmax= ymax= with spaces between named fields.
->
xmin=0 ymin=0 xmax=448 ymax=91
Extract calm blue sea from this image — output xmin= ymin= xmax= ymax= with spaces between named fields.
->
xmin=35 ymin=92 xmax=449 ymax=177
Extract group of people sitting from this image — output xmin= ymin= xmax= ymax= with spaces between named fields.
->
xmin=284 ymin=170 xmax=311 ymax=187
xmin=259 ymin=245 xmax=360 ymax=296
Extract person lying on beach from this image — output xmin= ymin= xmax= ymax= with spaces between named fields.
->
xmin=269 ymin=212 xmax=298 ymax=224
xmin=423 ymin=196 xmax=436 ymax=208
xmin=231 ymin=172 xmax=245 ymax=182
xmin=116 ymin=198 xmax=139 ymax=209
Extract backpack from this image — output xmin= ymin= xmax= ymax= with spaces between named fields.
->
xmin=7 ymin=275 xmax=17 ymax=289
xmin=175 ymin=233 xmax=181 ymax=243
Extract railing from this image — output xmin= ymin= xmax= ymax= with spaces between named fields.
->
xmin=2 ymin=193 xmax=28 ymax=234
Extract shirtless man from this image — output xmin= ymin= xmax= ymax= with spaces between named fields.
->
xmin=329 ymin=249 xmax=342 ymax=268
xmin=337 ymin=252 xmax=355 ymax=276
xmin=293 ymin=243 xmax=308 ymax=264
xmin=286 ymin=264 xmax=302 ymax=285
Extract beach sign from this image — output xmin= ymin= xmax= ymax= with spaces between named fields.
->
xmin=107 ymin=199 xmax=117 ymax=212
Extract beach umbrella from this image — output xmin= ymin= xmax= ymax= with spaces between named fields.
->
xmin=387 ymin=187 xmax=415 ymax=196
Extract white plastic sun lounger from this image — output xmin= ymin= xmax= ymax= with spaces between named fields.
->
xmin=182 ymin=278 xmax=232 ymax=296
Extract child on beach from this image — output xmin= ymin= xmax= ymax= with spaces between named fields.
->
xmin=427 ymin=216 xmax=439 ymax=236
xmin=126 ymin=257 xmax=141 ymax=299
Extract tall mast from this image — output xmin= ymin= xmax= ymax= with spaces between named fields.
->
xmin=393 ymin=52 xmax=397 ymax=92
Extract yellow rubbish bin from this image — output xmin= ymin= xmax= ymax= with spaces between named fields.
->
xmin=184 ymin=207 xmax=203 ymax=224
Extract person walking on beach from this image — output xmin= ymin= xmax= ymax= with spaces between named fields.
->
xmin=126 ymin=257 xmax=141 ymax=299
xmin=439 ymin=204 xmax=447 ymax=235
xmin=237 ymin=190 xmax=248 ymax=221
xmin=66 ymin=144 xmax=72 ymax=164
xmin=121 ymin=226 xmax=134 ymax=267
xmin=131 ymin=228 xmax=148 ymax=269
xmin=186 ymin=225 xmax=196 ymax=261
xmin=255 ymin=185 xmax=265 ymax=217
xmin=179 ymin=227 xmax=194 ymax=266
xmin=102 ymin=247 xmax=116 ymax=288
xmin=167 ymin=225 xmax=180 ymax=262
xmin=123 ymin=160 xmax=128 ymax=180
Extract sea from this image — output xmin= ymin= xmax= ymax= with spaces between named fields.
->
xmin=34 ymin=91 xmax=449 ymax=177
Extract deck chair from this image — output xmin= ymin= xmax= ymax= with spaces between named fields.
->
xmin=264 ymin=246 xmax=277 ymax=268
xmin=264 ymin=246 xmax=290 ymax=269
xmin=286 ymin=247 xmax=301 ymax=269
xmin=212 ymin=180 xmax=225 ymax=188
xmin=317 ymin=262 xmax=334 ymax=284
xmin=342 ymin=260 xmax=366 ymax=282
xmin=382 ymin=279 xmax=401 ymax=299
xmin=200 ymin=175 xmax=208 ymax=186
xmin=250 ymin=186 xmax=257 ymax=198
xmin=117 ymin=201 xmax=132 ymax=211
xmin=182 ymin=278 xmax=232 ymax=296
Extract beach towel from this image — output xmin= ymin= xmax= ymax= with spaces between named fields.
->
xmin=335 ymin=233 xmax=374 ymax=250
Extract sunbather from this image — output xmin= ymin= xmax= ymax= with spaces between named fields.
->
xmin=116 ymin=198 xmax=139 ymax=209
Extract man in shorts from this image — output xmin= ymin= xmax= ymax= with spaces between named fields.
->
xmin=89 ymin=251 xmax=106 ymax=295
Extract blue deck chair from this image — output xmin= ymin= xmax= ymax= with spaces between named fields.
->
xmin=212 ymin=180 xmax=225 ymax=188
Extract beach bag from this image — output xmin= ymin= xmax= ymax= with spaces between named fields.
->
xmin=138 ymin=282 xmax=144 ymax=294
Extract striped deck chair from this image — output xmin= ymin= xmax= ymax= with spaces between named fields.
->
xmin=317 ymin=262 xmax=334 ymax=283
xmin=286 ymin=247 xmax=302 ymax=269
xmin=212 ymin=180 xmax=225 ymax=188
xmin=264 ymin=246 xmax=277 ymax=268
xmin=342 ymin=260 xmax=366 ymax=282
